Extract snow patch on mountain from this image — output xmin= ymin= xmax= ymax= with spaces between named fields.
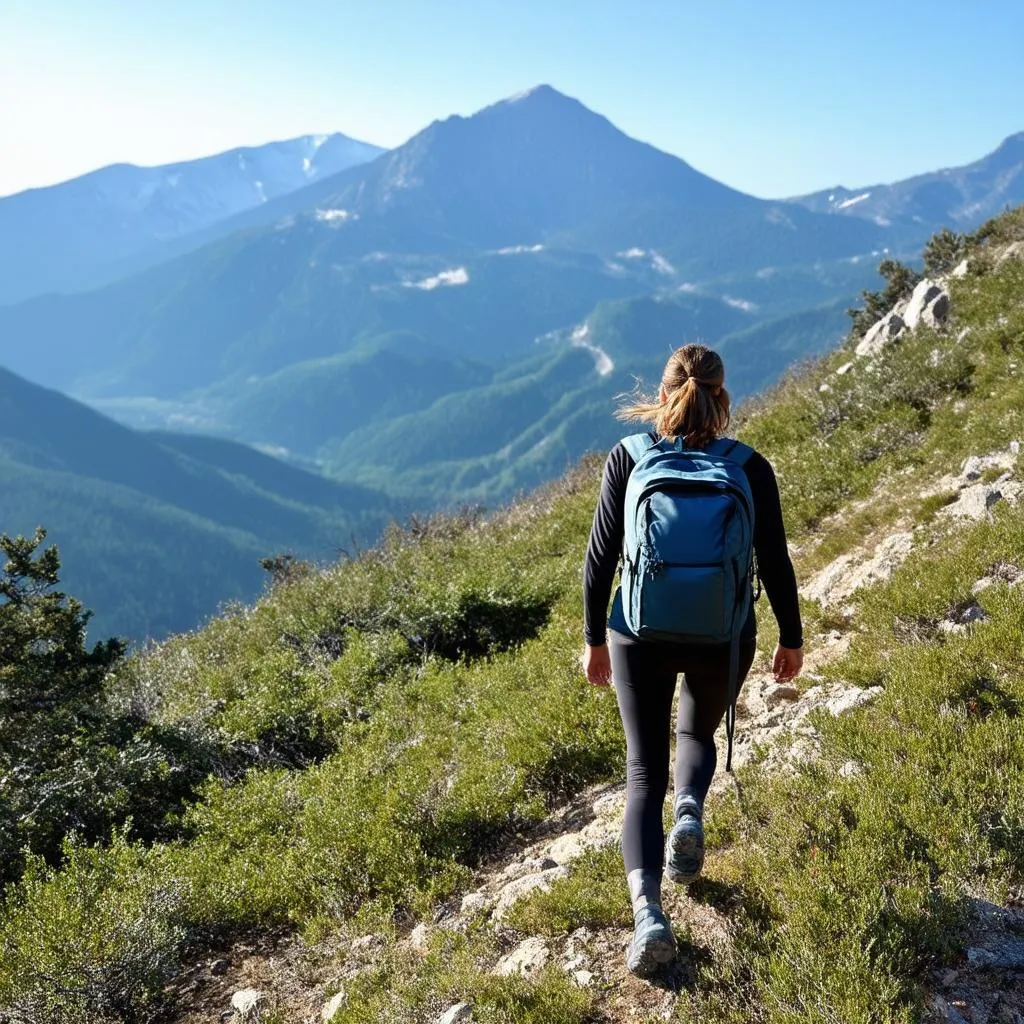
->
xmin=571 ymin=323 xmax=614 ymax=376
xmin=315 ymin=209 xmax=358 ymax=225
xmin=405 ymin=267 xmax=470 ymax=290
xmin=723 ymin=295 xmax=758 ymax=312
xmin=836 ymin=192 xmax=871 ymax=210
xmin=650 ymin=252 xmax=675 ymax=275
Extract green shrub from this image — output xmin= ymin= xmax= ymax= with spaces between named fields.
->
xmin=0 ymin=838 xmax=187 ymax=1024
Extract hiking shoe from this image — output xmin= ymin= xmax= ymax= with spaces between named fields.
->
xmin=665 ymin=794 xmax=704 ymax=884
xmin=625 ymin=903 xmax=677 ymax=976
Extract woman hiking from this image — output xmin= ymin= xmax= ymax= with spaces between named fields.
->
xmin=581 ymin=342 xmax=803 ymax=977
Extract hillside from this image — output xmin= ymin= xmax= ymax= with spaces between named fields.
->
xmin=0 ymin=366 xmax=397 ymax=640
xmin=1 ymin=209 xmax=1022 ymax=1022
xmin=0 ymin=132 xmax=384 ymax=306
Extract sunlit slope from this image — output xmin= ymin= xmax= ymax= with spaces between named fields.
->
xmin=2 ymin=209 xmax=1023 ymax=1023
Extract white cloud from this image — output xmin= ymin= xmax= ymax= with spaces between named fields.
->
xmin=495 ymin=243 xmax=544 ymax=255
xmin=617 ymin=247 xmax=646 ymax=259
xmin=723 ymin=295 xmax=758 ymax=312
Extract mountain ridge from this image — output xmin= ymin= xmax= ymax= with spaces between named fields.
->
xmin=0 ymin=131 xmax=385 ymax=305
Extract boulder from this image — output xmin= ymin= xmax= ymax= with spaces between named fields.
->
xmin=409 ymin=922 xmax=430 ymax=953
xmin=950 ymin=259 xmax=969 ymax=278
xmin=460 ymin=891 xmax=491 ymax=916
xmin=437 ymin=1003 xmax=473 ymax=1024
xmin=231 ymin=990 xmax=265 ymax=1019
xmin=547 ymin=832 xmax=587 ymax=865
xmin=903 ymin=279 xmax=949 ymax=331
xmin=322 ymin=991 xmax=346 ymax=1022
xmin=494 ymin=937 xmax=551 ymax=977
xmin=996 ymin=240 xmax=1024 ymax=266
xmin=855 ymin=310 xmax=906 ymax=357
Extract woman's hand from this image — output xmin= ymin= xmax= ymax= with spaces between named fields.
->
xmin=582 ymin=643 xmax=613 ymax=687
xmin=772 ymin=644 xmax=804 ymax=682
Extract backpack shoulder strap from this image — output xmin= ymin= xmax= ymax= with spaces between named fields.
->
xmin=620 ymin=432 xmax=660 ymax=464
xmin=708 ymin=436 xmax=756 ymax=468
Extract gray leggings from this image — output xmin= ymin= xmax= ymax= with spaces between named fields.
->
xmin=609 ymin=631 xmax=757 ymax=876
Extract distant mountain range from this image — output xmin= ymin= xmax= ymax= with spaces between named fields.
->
xmin=0 ymin=366 xmax=397 ymax=641
xmin=0 ymin=132 xmax=384 ymax=306
xmin=1 ymin=85 xmax=1019 ymax=639
xmin=0 ymin=87 xmax=890 ymax=479
xmin=791 ymin=131 xmax=1024 ymax=230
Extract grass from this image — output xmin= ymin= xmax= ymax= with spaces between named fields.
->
xmin=2 ymin=213 xmax=1024 ymax=1022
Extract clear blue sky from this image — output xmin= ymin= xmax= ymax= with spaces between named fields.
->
xmin=3 ymin=0 xmax=1022 ymax=199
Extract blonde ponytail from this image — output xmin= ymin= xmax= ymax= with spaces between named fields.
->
xmin=616 ymin=343 xmax=730 ymax=447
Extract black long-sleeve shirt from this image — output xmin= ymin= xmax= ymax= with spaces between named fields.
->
xmin=583 ymin=440 xmax=803 ymax=649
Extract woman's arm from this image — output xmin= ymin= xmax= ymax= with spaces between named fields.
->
xmin=583 ymin=444 xmax=632 ymax=647
xmin=745 ymin=452 xmax=803 ymax=651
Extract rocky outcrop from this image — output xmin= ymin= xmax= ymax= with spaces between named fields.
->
xmin=854 ymin=276 xmax=951 ymax=358
xmin=855 ymin=309 xmax=907 ymax=357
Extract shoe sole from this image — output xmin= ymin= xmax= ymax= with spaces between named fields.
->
xmin=664 ymin=823 xmax=704 ymax=884
xmin=626 ymin=933 xmax=677 ymax=976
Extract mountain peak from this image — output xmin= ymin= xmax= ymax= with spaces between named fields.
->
xmin=480 ymin=84 xmax=591 ymax=119
xmin=502 ymin=84 xmax=564 ymax=104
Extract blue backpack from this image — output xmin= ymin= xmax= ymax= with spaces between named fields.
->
xmin=619 ymin=432 xmax=759 ymax=770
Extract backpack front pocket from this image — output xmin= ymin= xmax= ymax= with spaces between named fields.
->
xmin=638 ymin=563 xmax=735 ymax=641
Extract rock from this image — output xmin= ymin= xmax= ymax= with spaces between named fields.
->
xmin=903 ymin=279 xmax=949 ymax=331
xmin=802 ymin=531 xmax=915 ymax=607
xmin=938 ymin=602 xmax=989 ymax=634
xmin=838 ymin=760 xmax=863 ymax=779
xmin=765 ymin=684 xmax=800 ymax=708
xmin=819 ymin=383 xmax=832 ymax=393
xmin=825 ymin=686 xmax=883 ymax=716
xmin=563 ymin=954 xmax=587 ymax=971
xmin=350 ymin=934 xmax=383 ymax=954
xmin=592 ymin=791 xmax=625 ymax=818
xmin=493 ymin=867 xmax=570 ymax=921
xmin=437 ymin=1003 xmax=473 ymax=1024
xmin=498 ymin=856 xmax=558 ymax=883
xmin=855 ymin=310 xmax=906 ymax=357
xmin=322 ymin=991 xmax=346 ymax=1022
xmin=972 ymin=563 xmax=1024 ymax=594
xmin=996 ymin=240 xmax=1024 ymax=266
xmin=967 ymin=940 xmax=1024 ymax=968
xmin=494 ymin=937 xmax=551 ymax=977
xmin=931 ymin=994 xmax=972 ymax=1024
xmin=960 ymin=453 xmax=1014 ymax=482
xmin=210 ymin=958 xmax=230 ymax=976
xmin=836 ymin=361 xmax=854 ymax=375
xmin=409 ymin=922 xmax=429 ymax=953
xmin=940 ymin=484 xmax=1004 ymax=521
xmin=547 ymin=832 xmax=587 ymax=865
xmin=460 ymin=891 xmax=491 ymax=916
xmin=230 ymin=989 xmax=265 ymax=1018
xmin=573 ymin=970 xmax=596 ymax=987
xmin=951 ymin=259 xmax=969 ymax=278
